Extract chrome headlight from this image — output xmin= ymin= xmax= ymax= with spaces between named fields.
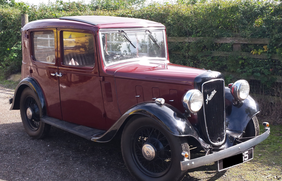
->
xmin=231 ymin=79 xmax=250 ymax=101
xmin=183 ymin=89 xmax=203 ymax=113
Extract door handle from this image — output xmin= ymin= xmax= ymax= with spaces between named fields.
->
xmin=51 ymin=72 xmax=62 ymax=77
xmin=56 ymin=72 xmax=62 ymax=77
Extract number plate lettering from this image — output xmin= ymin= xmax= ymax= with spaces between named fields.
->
xmin=243 ymin=150 xmax=249 ymax=161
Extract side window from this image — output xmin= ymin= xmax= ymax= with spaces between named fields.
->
xmin=32 ymin=31 xmax=55 ymax=64
xmin=62 ymin=31 xmax=95 ymax=67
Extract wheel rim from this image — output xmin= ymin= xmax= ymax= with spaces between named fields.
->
xmin=24 ymin=96 xmax=40 ymax=131
xmin=131 ymin=126 xmax=172 ymax=177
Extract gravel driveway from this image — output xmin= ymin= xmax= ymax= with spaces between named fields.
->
xmin=1 ymin=85 xmax=279 ymax=181
xmin=0 ymin=86 xmax=134 ymax=181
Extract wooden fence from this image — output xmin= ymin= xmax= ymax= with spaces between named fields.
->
xmin=168 ymin=37 xmax=282 ymax=121
xmin=167 ymin=36 xmax=279 ymax=60
xmin=168 ymin=36 xmax=282 ymax=93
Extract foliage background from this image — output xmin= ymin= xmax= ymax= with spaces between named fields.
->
xmin=0 ymin=0 xmax=282 ymax=123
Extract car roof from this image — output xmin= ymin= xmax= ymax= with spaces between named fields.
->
xmin=59 ymin=16 xmax=163 ymax=27
xmin=22 ymin=16 xmax=165 ymax=30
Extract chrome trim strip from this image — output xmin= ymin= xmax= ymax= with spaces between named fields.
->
xmin=201 ymin=79 xmax=226 ymax=146
xmin=180 ymin=127 xmax=270 ymax=171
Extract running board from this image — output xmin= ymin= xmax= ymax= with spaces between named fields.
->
xmin=41 ymin=116 xmax=106 ymax=140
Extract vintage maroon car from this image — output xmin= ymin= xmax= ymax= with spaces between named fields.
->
xmin=10 ymin=16 xmax=270 ymax=181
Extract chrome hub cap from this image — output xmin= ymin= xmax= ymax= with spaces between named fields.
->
xmin=26 ymin=107 xmax=33 ymax=120
xmin=142 ymin=144 xmax=156 ymax=161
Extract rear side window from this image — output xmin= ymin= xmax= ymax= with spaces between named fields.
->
xmin=62 ymin=31 xmax=95 ymax=67
xmin=32 ymin=31 xmax=55 ymax=64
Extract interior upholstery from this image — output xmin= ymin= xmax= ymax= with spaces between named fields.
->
xmin=64 ymin=53 xmax=95 ymax=67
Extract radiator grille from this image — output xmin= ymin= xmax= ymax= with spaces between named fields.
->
xmin=202 ymin=79 xmax=225 ymax=145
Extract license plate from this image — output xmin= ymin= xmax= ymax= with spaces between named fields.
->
xmin=218 ymin=147 xmax=254 ymax=171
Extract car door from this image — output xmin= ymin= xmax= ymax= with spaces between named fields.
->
xmin=30 ymin=29 xmax=62 ymax=120
xmin=57 ymin=29 xmax=106 ymax=130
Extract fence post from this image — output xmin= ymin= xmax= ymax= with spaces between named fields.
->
xmin=21 ymin=14 xmax=28 ymax=27
xmin=232 ymin=34 xmax=241 ymax=52
xmin=233 ymin=43 xmax=241 ymax=51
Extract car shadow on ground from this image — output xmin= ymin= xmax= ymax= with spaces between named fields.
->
xmin=182 ymin=165 xmax=226 ymax=181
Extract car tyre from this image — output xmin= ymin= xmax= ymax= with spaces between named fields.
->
xmin=121 ymin=117 xmax=189 ymax=181
xmin=20 ymin=88 xmax=50 ymax=139
xmin=243 ymin=116 xmax=260 ymax=138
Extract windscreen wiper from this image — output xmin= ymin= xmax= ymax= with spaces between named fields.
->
xmin=119 ymin=30 xmax=136 ymax=48
xmin=145 ymin=30 xmax=160 ymax=49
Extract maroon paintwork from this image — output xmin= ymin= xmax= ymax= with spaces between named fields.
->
xmin=21 ymin=16 xmax=207 ymax=130
xmin=15 ymin=16 xmax=271 ymax=181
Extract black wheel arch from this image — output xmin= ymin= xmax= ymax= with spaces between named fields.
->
xmin=94 ymin=102 xmax=199 ymax=143
xmin=10 ymin=77 xmax=46 ymax=117
xmin=225 ymin=87 xmax=260 ymax=133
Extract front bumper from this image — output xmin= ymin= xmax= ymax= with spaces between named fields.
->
xmin=180 ymin=127 xmax=270 ymax=171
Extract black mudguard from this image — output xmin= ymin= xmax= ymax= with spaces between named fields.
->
xmin=225 ymin=87 xmax=259 ymax=133
xmin=93 ymin=102 xmax=200 ymax=143
xmin=10 ymin=77 xmax=46 ymax=116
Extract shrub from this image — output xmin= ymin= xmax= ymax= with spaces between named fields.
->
xmin=0 ymin=6 xmax=22 ymax=77
xmin=1 ymin=1 xmax=282 ymax=82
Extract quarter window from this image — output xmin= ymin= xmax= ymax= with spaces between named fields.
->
xmin=32 ymin=31 xmax=55 ymax=64
xmin=62 ymin=31 xmax=95 ymax=67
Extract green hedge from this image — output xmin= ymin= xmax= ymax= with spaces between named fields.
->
xmin=1 ymin=1 xmax=282 ymax=86
xmin=0 ymin=7 xmax=22 ymax=77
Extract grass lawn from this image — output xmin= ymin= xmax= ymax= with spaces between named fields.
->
xmin=0 ymin=79 xmax=19 ymax=89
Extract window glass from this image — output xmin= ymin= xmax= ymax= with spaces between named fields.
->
xmin=32 ymin=31 xmax=55 ymax=64
xmin=63 ymin=31 xmax=95 ymax=67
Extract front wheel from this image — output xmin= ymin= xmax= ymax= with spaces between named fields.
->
xmin=20 ymin=88 xmax=50 ymax=139
xmin=243 ymin=116 xmax=260 ymax=138
xmin=121 ymin=117 xmax=189 ymax=181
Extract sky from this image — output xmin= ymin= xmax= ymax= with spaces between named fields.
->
xmin=14 ymin=0 xmax=177 ymax=6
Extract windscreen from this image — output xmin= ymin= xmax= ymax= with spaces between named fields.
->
xmin=100 ymin=29 xmax=166 ymax=65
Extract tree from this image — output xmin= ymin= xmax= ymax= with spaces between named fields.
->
xmin=0 ymin=0 xmax=17 ymax=7
xmin=91 ymin=0 xmax=145 ymax=10
xmin=0 ymin=0 xmax=8 ymax=5
xmin=177 ymin=0 xmax=207 ymax=5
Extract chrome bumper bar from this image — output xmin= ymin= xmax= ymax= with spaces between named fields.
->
xmin=180 ymin=127 xmax=270 ymax=171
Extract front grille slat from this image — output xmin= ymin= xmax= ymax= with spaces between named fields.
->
xmin=202 ymin=79 xmax=225 ymax=146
